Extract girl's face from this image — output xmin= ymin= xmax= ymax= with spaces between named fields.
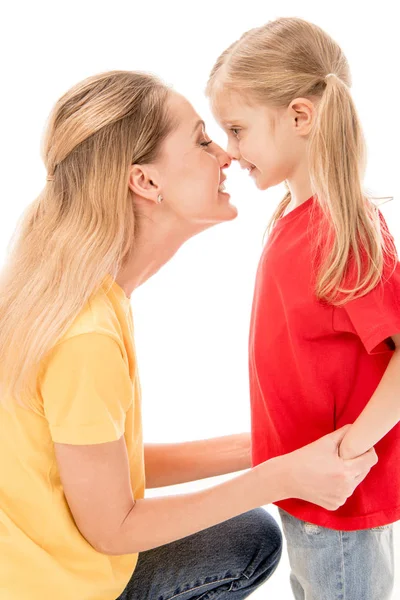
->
xmin=212 ymin=93 xmax=308 ymax=191
xmin=149 ymin=92 xmax=237 ymax=228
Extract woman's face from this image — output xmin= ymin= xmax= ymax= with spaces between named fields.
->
xmin=152 ymin=92 xmax=237 ymax=228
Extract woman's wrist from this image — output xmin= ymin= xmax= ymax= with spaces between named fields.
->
xmin=252 ymin=454 xmax=291 ymax=504
xmin=271 ymin=454 xmax=292 ymax=501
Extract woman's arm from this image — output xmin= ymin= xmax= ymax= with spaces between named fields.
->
xmin=54 ymin=426 xmax=376 ymax=557
xmin=339 ymin=333 xmax=400 ymax=459
xmin=144 ymin=433 xmax=251 ymax=488
xmin=103 ymin=427 xmax=376 ymax=555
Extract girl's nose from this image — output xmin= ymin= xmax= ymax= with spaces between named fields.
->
xmin=226 ymin=139 xmax=240 ymax=161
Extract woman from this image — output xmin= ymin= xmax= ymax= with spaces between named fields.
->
xmin=0 ymin=71 xmax=377 ymax=600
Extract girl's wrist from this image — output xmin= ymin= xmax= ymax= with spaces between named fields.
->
xmin=339 ymin=437 xmax=361 ymax=460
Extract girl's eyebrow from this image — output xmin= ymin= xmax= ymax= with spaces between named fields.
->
xmin=222 ymin=119 xmax=241 ymax=126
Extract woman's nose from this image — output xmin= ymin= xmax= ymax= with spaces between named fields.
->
xmin=221 ymin=152 xmax=232 ymax=169
xmin=215 ymin=145 xmax=233 ymax=169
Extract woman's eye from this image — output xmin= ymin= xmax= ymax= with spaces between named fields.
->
xmin=231 ymin=128 xmax=240 ymax=138
xmin=200 ymin=139 xmax=213 ymax=147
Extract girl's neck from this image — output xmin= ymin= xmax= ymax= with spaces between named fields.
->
xmin=285 ymin=162 xmax=313 ymax=215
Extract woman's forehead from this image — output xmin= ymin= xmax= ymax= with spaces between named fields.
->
xmin=162 ymin=92 xmax=206 ymax=148
xmin=167 ymin=91 xmax=199 ymax=125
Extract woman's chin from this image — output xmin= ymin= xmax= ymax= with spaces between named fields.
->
xmin=198 ymin=204 xmax=238 ymax=227
xmin=218 ymin=191 xmax=238 ymax=216
xmin=187 ymin=205 xmax=237 ymax=230
xmin=219 ymin=202 xmax=238 ymax=222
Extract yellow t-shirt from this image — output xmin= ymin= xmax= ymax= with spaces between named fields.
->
xmin=0 ymin=274 xmax=145 ymax=600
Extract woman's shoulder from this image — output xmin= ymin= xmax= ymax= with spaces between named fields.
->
xmin=56 ymin=283 xmax=127 ymax=350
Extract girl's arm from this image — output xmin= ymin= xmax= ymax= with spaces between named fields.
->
xmin=144 ymin=433 xmax=251 ymax=488
xmin=339 ymin=333 xmax=400 ymax=459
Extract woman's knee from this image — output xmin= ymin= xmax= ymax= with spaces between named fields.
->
xmin=223 ymin=508 xmax=282 ymax=594
xmin=245 ymin=508 xmax=282 ymax=554
xmin=230 ymin=508 xmax=283 ymax=574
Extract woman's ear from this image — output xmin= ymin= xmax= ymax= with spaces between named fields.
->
xmin=128 ymin=164 xmax=162 ymax=203
xmin=289 ymin=97 xmax=315 ymax=136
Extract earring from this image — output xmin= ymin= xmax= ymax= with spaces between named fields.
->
xmin=157 ymin=194 xmax=163 ymax=204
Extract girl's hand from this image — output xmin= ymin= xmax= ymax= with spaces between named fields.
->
xmin=274 ymin=425 xmax=378 ymax=510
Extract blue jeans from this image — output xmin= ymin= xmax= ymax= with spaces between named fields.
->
xmin=279 ymin=508 xmax=395 ymax=600
xmin=116 ymin=508 xmax=282 ymax=599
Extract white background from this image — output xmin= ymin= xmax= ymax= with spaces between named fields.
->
xmin=1 ymin=1 xmax=399 ymax=597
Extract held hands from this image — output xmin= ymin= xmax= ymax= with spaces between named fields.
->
xmin=338 ymin=434 xmax=363 ymax=460
xmin=278 ymin=425 xmax=378 ymax=510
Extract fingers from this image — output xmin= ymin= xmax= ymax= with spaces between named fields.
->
xmin=326 ymin=425 xmax=352 ymax=445
xmin=343 ymin=449 xmax=378 ymax=496
xmin=333 ymin=448 xmax=378 ymax=507
xmin=348 ymin=447 xmax=378 ymax=475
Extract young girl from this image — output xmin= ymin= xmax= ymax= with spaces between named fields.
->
xmin=207 ymin=17 xmax=400 ymax=600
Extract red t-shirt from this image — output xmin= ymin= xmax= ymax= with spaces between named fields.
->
xmin=249 ymin=195 xmax=400 ymax=530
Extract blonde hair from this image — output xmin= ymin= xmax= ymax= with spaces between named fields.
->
xmin=207 ymin=17 xmax=396 ymax=306
xmin=0 ymin=70 xmax=174 ymax=411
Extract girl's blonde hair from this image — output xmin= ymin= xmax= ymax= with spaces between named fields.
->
xmin=0 ymin=70 xmax=174 ymax=411
xmin=206 ymin=17 xmax=396 ymax=306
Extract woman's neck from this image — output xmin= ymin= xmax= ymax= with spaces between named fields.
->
xmin=114 ymin=216 xmax=192 ymax=299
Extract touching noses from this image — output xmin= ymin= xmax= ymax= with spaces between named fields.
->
xmin=216 ymin=145 xmax=236 ymax=171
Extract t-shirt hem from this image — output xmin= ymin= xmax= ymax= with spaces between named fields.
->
xmin=274 ymin=500 xmax=400 ymax=530
xmin=364 ymin=321 xmax=400 ymax=354
xmin=49 ymin=420 xmax=125 ymax=445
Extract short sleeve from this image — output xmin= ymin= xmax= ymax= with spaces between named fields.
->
xmin=40 ymin=333 xmax=133 ymax=444
xmin=333 ymin=255 xmax=400 ymax=356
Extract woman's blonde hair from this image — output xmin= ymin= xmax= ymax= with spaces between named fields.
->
xmin=0 ymin=70 xmax=174 ymax=411
xmin=206 ymin=17 xmax=396 ymax=306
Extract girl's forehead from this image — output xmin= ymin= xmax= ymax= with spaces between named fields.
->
xmin=213 ymin=95 xmax=257 ymax=126
xmin=211 ymin=92 xmax=247 ymax=123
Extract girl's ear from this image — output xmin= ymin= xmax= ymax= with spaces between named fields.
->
xmin=289 ymin=97 xmax=315 ymax=136
xmin=128 ymin=164 xmax=162 ymax=203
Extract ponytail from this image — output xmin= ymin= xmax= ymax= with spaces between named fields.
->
xmin=309 ymin=74 xmax=395 ymax=304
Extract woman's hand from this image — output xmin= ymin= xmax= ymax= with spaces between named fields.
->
xmin=272 ymin=425 xmax=378 ymax=510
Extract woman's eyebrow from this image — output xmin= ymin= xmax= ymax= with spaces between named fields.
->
xmin=192 ymin=119 xmax=206 ymax=135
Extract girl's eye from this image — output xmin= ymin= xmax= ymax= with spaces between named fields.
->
xmin=231 ymin=128 xmax=240 ymax=138
xmin=200 ymin=139 xmax=213 ymax=147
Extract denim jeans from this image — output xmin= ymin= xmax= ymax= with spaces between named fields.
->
xmin=116 ymin=508 xmax=282 ymax=599
xmin=279 ymin=508 xmax=395 ymax=600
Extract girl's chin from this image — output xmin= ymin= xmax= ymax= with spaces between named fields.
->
xmin=251 ymin=169 xmax=275 ymax=191
xmin=255 ymin=178 xmax=273 ymax=191
xmin=255 ymin=173 xmax=286 ymax=191
xmin=256 ymin=181 xmax=268 ymax=191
